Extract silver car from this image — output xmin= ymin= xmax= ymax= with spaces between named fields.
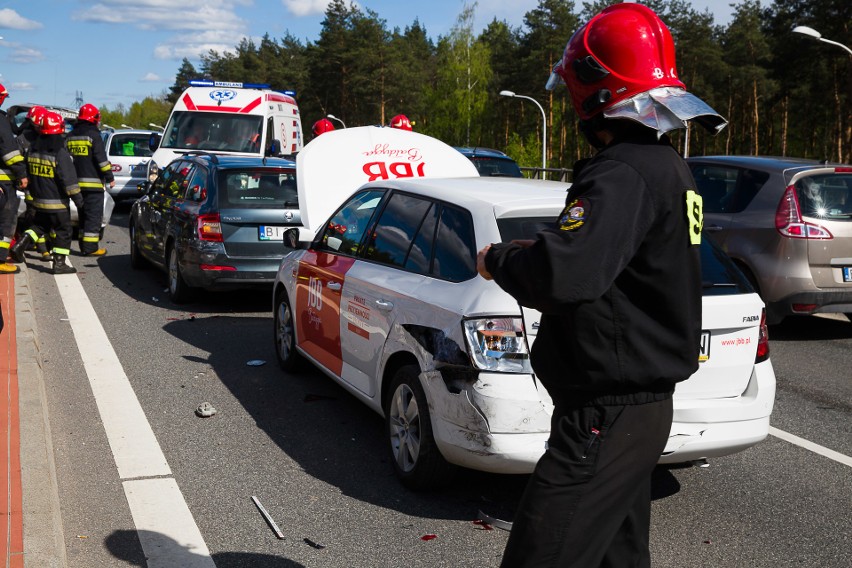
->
xmin=687 ymin=156 xmax=852 ymax=324
xmin=101 ymin=128 xmax=157 ymax=201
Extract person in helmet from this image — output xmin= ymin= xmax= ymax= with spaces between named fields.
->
xmin=312 ymin=118 xmax=335 ymax=138
xmin=0 ymin=83 xmax=29 ymax=274
xmin=15 ymin=105 xmax=51 ymax=261
xmin=66 ymin=103 xmax=114 ymax=256
xmin=477 ymin=4 xmax=725 ymax=566
xmin=389 ymin=114 xmax=412 ymax=131
xmin=11 ymin=112 xmax=83 ymax=274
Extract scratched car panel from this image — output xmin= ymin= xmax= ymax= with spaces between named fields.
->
xmin=272 ymin=127 xmax=776 ymax=488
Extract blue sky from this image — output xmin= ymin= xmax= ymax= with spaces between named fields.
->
xmin=0 ymin=0 xmax=738 ymax=113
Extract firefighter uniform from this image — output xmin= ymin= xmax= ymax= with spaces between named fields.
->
xmin=15 ymin=113 xmax=50 ymax=260
xmin=11 ymin=126 xmax=83 ymax=274
xmin=0 ymin=107 xmax=28 ymax=273
xmin=66 ymin=118 xmax=113 ymax=255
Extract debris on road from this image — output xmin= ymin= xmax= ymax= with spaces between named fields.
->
xmin=303 ymin=538 xmax=326 ymax=549
xmin=420 ymin=534 xmax=438 ymax=541
xmin=247 ymin=359 xmax=267 ymax=366
xmin=477 ymin=510 xmax=512 ymax=531
xmin=195 ymin=402 xmax=217 ymax=417
xmin=251 ymin=496 xmax=285 ymax=540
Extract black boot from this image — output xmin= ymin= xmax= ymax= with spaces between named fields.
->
xmin=10 ymin=233 xmax=34 ymax=263
xmin=52 ymin=254 xmax=77 ymax=275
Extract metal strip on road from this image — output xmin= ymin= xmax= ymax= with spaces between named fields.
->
xmin=53 ymin=265 xmax=215 ymax=565
xmin=770 ymin=426 xmax=852 ymax=468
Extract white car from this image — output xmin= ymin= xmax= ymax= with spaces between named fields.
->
xmin=101 ymin=128 xmax=157 ymax=201
xmin=272 ymin=127 xmax=776 ymax=489
xmin=17 ymin=189 xmax=114 ymax=236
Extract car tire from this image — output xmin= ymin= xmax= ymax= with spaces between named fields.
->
xmin=274 ymin=289 xmax=303 ymax=372
xmin=167 ymin=245 xmax=193 ymax=304
xmin=129 ymin=221 xmax=146 ymax=269
xmin=384 ymin=365 xmax=457 ymax=490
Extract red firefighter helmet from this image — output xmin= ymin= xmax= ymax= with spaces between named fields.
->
xmin=39 ymin=112 xmax=65 ymax=135
xmin=78 ymin=103 xmax=101 ymax=124
xmin=312 ymin=118 xmax=335 ymax=137
xmin=547 ymin=3 xmax=684 ymax=120
xmin=390 ymin=114 xmax=412 ymax=131
xmin=26 ymin=105 xmax=47 ymax=125
xmin=0 ymin=83 xmax=8 ymax=106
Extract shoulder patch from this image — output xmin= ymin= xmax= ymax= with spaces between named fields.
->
xmin=558 ymin=198 xmax=588 ymax=232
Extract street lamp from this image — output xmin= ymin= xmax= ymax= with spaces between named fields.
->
xmin=500 ymin=90 xmax=547 ymax=171
xmin=148 ymin=123 xmax=165 ymax=131
xmin=120 ymin=123 xmax=135 ymax=129
xmin=792 ymin=26 xmax=852 ymax=56
xmin=327 ymin=114 xmax=346 ymax=128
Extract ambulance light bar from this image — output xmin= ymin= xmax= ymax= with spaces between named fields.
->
xmin=189 ymin=79 xmax=271 ymax=89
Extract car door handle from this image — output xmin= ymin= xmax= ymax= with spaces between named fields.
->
xmin=375 ymin=300 xmax=394 ymax=311
xmin=327 ymin=281 xmax=342 ymax=291
xmin=704 ymin=224 xmax=724 ymax=232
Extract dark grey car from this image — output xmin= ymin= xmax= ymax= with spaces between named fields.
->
xmin=129 ymin=152 xmax=300 ymax=303
xmin=686 ymin=155 xmax=852 ymax=324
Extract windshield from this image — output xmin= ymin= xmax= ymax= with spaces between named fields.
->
xmin=162 ymin=111 xmax=263 ymax=153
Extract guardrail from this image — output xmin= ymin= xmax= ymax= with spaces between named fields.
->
xmin=520 ymin=167 xmax=573 ymax=182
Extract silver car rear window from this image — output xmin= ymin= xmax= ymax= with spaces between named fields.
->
xmin=795 ymin=173 xmax=852 ymax=220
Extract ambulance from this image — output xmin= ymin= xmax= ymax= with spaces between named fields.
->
xmin=148 ymin=80 xmax=304 ymax=178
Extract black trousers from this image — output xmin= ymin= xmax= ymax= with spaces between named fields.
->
xmin=501 ymin=397 xmax=673 ymax=568
xmin=27 ymin=209 xmax=73 ymax=255
xmin=79 ymin=190 xmax=104 ymax=254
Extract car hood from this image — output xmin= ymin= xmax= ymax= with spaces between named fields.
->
xmin=295 ymin=126 xmax=478 ymax=236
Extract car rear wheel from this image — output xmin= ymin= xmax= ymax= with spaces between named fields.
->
xmin=274 ymin=290 xmax=303 ymax=372
xmin=129 ymin=221 xmax=146 ymax=269
xmin=167 ymin=245 xmax=192 ymax=304
xmin=385 ymin=365 xmax=456 ymax=490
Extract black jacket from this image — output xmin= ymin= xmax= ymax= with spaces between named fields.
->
xmin=66 ymin=121 xmax=114 ymax=191
xmin=485 ymin=133 xmax=702 ymax=406
xmin=27 ymin=135 xmax=81 ymax=210
xmin=0 ymin=109 xmax=27 ymax=192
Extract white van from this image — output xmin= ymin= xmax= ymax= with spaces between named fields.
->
xmin=148 ymin=80 xmax=304 ymax=177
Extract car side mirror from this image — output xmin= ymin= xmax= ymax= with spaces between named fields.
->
xmin=266 ymin=139 xmax=281 ymax=157
xmin=148 ymin=132 xmax=161 ymax=152
xmin=283 ymin=227 xmax=301 ymax=249
xmin=137 ymin=181 xmax=151 ymax=195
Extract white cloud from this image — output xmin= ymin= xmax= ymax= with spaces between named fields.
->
xmin=140 ymin=72 xmax=161 ymax=82
xmin=281 ymin=0 xmax=333 ymax=17
xmin=10 ymin=82 xmax=34 ymax=91
xmin=0 ymin=8 xmax=42 ymax=31
xmin=10 ymin=46 xmax=44 ymax=64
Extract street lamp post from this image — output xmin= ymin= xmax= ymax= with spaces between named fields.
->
xmin=792 ymin=26 xmax=852 ymax=56
xmin=500 ymin=90 xmax=547 ymax=172
xmin=148 ymin=123 xmax=165 ymax=132
xmin=327 ymin=114 xmax=346 ymax=128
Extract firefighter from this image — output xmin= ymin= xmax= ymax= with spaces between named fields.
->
xmin=15 ymin=105 xmax=51 ymax=261
xmin=477 ymin=4 xmax=726 ymax=566
xmin=389 ymin=114 xmax=413 ymax=131
xmin=311 ymin=118 xmax=335 ymax=138
xmin=66 ymin=103 xmax=114 ymax=256
xmin=10 ymin=112 xmax=83 ymax=275
xmin=0 ymin=83 xmax=29 ymax=274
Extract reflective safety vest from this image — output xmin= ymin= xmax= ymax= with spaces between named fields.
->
xmin=66 ymin=122 xmax=114 ymax=192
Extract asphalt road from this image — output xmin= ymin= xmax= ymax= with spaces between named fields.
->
xmin=23 ymin=202 xmax=852 ymax=567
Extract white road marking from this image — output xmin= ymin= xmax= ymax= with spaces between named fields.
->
xmin=770 ymin=426 xmax=852 ymax=468
xmin=53 ymin=267 xmax=215 ymax=565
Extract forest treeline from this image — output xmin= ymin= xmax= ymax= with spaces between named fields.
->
xmin=103 ymin=0 xmax=851 ymax=169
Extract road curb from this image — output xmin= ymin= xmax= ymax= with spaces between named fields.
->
xmin=15 ymin=265 xmax=68 ymax=568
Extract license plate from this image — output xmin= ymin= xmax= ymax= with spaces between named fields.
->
xmin=259 ymin=226 xmax=287 ymax=241
xmin=843 ymin=267 xmax=852 ymax=282
xmin=698 ymin=330 xmax=711 ymax=363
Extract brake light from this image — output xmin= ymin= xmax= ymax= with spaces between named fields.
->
xmin=197 ymin=213 xmax=223 ymax=242
xmin=834 ymin=167 xmax=852 ymax=173
xmin=756 ymin=309 xmax=770 ymax=363
xmin=774 ymin=185 xmax=832 ymax=239
xmin=200 ymin=264 xmax=236 ymax=271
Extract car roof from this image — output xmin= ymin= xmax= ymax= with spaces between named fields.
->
xmin=181 ymin=153 xmax=296 ymax=169
xmin=105 ymin=128 xmax=158 ymax=136
xmin=685 ymin=155 xmax=849 ymax=172
xmin=369 ymin=176 xmax=569 ymax=213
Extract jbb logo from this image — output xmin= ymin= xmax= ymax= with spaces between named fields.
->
xmin=363 ymin=161 xmax=426 ymax=182
xmin=308 ymin=277 xmax=323 ymax=310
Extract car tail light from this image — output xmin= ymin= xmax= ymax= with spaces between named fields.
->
xmin=775 ymin=185 xmax=832 ymax=239
xmin=197 ymin=213 xmax=223 ymax=242
xmin=200 ymin=264 xmax=236 ymax=271
xmin=834 ymin=167 xmax=852 ymax=173
xmin=462 ymin=318 xmax=532 ymax=373
xmin=756 ymin=309 xmax=770 ymax=363
xmin=792 ymin=303 xmax=817 ymax=313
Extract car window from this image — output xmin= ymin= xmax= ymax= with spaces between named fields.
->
xmin=472 ymin=157 xmax=523 ymax=178
xmin=184 ymin=166 xmax=208 ymax=202
xmin=219 ymin=169 xmax=297 ymax=208
xmin=691 ymin=165 xmax=737 ymax=213
xmin=701 ymin=236 xmax=753 ymax=296
xmin=432 ymin=205 xmax=477 ymax=282
xmin=729 ymin=168 xmax=769 ymax=212
xmin=152 ymin=161 xmax=191 ymax=199
xmin=405 ymin=203 xmax=438 ymax=273
xmin=363 ymin=193 xmax=434 ymax=269
xmin=110 ymin=133 xmax=154 ymax=158
xmin=162 ymin=111 xmax=263 ymax=152
xmin=318 ymin=189 xmax=385 ymax=256
xmin=795 ymin=173 xmax=852 ymax=220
